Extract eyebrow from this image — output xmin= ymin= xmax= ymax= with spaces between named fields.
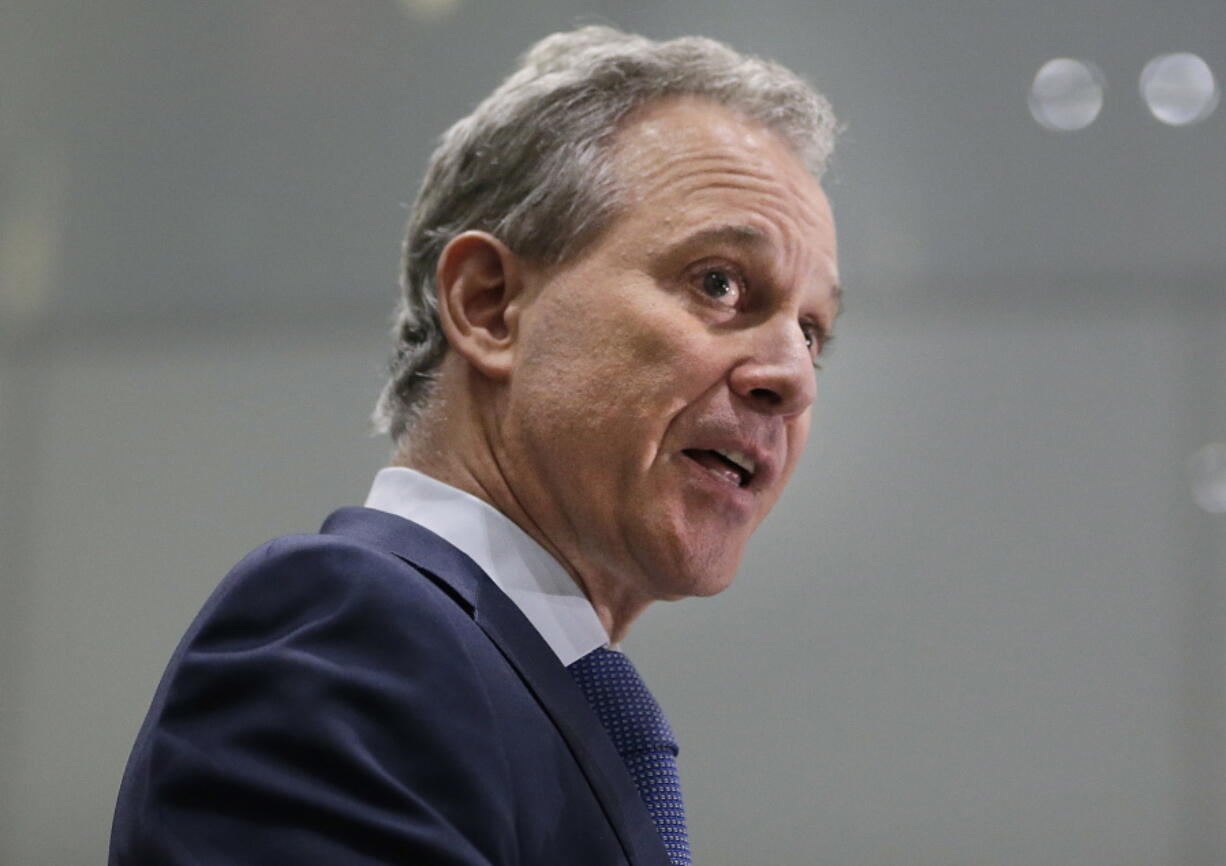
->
xmin=673 ymin=223 xmax=769 ymax=253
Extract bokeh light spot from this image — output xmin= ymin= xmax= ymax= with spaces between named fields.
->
xmin=1140 ymin=52 xmax=1218 ymax=126
xmin=1189 ymin=442 xmax=1226 ymax=514
xmin=1029 ymin=58 xmax=1105 ymax=131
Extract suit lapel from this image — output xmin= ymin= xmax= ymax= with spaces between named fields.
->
xmin=321 ymin=507 xmax=672 ymax=866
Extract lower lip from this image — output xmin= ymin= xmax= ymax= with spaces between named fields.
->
xmin=678 ymin=453 xmax=756 ymax=513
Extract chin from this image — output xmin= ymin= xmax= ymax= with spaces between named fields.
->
xmin=681 ymin=574 xmax=737 ymax=599
xmin=651 ymin=548 xmax=743 ymax=600
xmin=634 ymin=511 xmax=751 ymax=600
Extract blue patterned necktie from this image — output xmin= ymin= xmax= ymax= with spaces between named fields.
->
xmin=568 ymin=647 xmax=691 ymax=865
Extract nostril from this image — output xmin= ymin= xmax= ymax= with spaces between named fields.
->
xmin=749 ymin=387 xmax=782 ymax=406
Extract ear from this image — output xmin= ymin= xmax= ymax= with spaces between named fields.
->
xmin=435 ymin=231 xmax=527 ymax=382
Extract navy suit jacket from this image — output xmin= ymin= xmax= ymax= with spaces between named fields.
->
xmin=110 ymin=507 xmax=672 ymax=865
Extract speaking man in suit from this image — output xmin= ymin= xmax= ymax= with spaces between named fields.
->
xmin=110 ymin=25 xmax=841 ymax=865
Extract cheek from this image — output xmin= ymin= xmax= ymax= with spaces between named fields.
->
xmin=525 ymin=286 xmax=706 ymax=413
xmin=611 ymin=287 xmax=724 ymax=396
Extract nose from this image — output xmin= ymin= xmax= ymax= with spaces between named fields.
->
xmin=728 ymin=321 xmax=817 ymax=417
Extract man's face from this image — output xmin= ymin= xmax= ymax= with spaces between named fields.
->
xmin=499 ymin=97 xmax=840 ymax=605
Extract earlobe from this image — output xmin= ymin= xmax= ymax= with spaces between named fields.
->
xmin=435 ymin=231 xmax=525 ymax=381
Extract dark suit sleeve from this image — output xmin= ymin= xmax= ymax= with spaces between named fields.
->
xmin=110 ymin=536 xmax=520 ymax=866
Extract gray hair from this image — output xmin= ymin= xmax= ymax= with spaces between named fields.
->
xmin=373 ymin=25 xmax=838 ymax=441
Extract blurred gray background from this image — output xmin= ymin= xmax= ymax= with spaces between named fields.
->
xmin=3 ymin=0 xmax=1224 ymax=863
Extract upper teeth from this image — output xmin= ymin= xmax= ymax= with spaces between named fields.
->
xmin=715 ymin=449 xmax=756 ymax=475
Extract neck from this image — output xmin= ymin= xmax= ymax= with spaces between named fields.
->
xmin=394 ymin=372 xmax=652 ymax=644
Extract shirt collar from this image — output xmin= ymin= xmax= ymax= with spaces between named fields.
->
xmin=363 ymin=466 xmax=609 ymax=666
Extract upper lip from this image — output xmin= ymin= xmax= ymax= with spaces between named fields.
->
xmin=681 ymin=437 xmax=778 ymax=491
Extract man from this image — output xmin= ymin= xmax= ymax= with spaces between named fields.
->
xmin=110 ymin=26 xmax=840 ymax=866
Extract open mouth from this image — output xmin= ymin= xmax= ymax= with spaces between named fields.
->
xmin=682 ymin=448 xmax=756 ymax=488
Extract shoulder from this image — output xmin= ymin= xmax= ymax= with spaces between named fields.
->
xmin=186 ymin=524 xmax=473 ymax=652
xmin=162 ymin=525 xmax=490 ymax=709
xmin=112 ymin=528 xmax=522 ymax=863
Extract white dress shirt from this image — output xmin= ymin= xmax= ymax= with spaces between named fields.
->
xmin=363 ymin=466 xmax=608 ymax=666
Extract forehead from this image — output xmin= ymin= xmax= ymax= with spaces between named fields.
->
xmin=606 ymin=97 xmax=839 ymax=294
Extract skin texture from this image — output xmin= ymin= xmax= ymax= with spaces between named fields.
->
xmin=403 ymin=97 xmax=840 ymax=643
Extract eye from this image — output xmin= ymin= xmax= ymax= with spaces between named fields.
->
xmin=801 ymin=322 xmax=829 ymax=370
xmin=698 ymin=267 xmax=742 ymax=307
